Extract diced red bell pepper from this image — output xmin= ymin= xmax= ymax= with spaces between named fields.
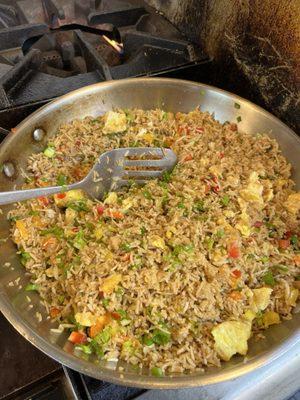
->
xmin=229 ymin=123 xmax=238 ymax=131
xmin=219 ymin=152 xmax=224 ymax=159
xmin=68 ymin=331 xmax=87 ymax=344
xmin=278 ymin=239 xmax=290 ymax=249
xmin=283 ymin=231 xmax=293 ymax=239
xmin=96 ymin=205 xmax=105 ymax=216
xmin=254 ymin=221 xmax=263 ymax=228
xmin=228 ymin=242 xmax=240 ymax=258
xmin=111 ymin=312 xmax=121 ymax=320
xmin=57 ymin=193 xmax=66 ymax=199
xmin=232 ymin=269 xmax=242 ymax=278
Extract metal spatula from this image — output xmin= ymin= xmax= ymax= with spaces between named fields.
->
xmin=0 ymin=147 xmax=177 ymax=205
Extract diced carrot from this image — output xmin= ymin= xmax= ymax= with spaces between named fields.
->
xmin=294 ymin=255 xmax=300 ymax=267
xmin=219 ymin=152 xmax=224 ymax=159
xmin=204 ymin=184 xmax=211 ymax=194
xmin=121 ymin=253 xmax=131 ymax=262
xmin=50 ymin=307 xmax=60 ymax=318
xmin=228 ymin=241 xmax=240 ymax=258
xmin=57 ymin=193 xmax=66 ymax=199
xmin=109 ymin=210 xmax=124 ymax=219
xmin=229 ymin=291 xmax=242 ymax=300
xmin=89 ymin=314 xmax=111 ymax=338
xmin=96 ymin=205 xmax=105 ymax=216
xmin=111 ymin=312 xmax=121 ymax=320
xmin=278 ymin=239 xmax=290 ymax=249
xmin=183 ymin=154 xmax=193 ymax=162
xmin=195 ymin=127 xmax=204 ymax=133
xmin=72 ymin=227 xmax=79 ymax=233
xmin=38 ymin=196 xmax=49 ymax=206
xmin=283 ymin=231 xmax=293 ymax=239
xmin=68 ymin=331 xmax=87 ymax=344
xmin=232 ymin=269 xmax=242 ymax=278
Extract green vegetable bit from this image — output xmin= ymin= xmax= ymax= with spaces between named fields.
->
xmin=291 ymin=235 xmax=298 ymax=247
xmin=102 ymin=298 xmax=110 ymax=308
xmin=77 ymin=344 xmax=92 ymax=354
xmin=116 ymin=309 xmax=128 ymax=320
xmin=262 ymin=271 xmax=275 ymax=286
xmin=90 ymin=340 xmax=105 ymax=358
xmin=142 ymin=335 xmax=154 ymax=346
xmin=41 ymin=226 xmax=64 ymax=238
xmin=272 ymin=264 xmax=289 ymax=273
xmin=43 ymin=146 xmax=55 ymax=158
xmin=140 ymin=226 xmax=147 ymax=236
xmin=151 ymin=366 xmax=164 ymax=377
xmin=234 ymin=102 xmax=241 ymax=109
xmin=193 ymin=200 xmax=205 ymax=213
xmin=25 ymin=283 xmax=38 ymax=291
xmin=95 ymin=326 xmax=111 ymax=344
xmin=237 ymin=116 xmax=242 ymax=123
xmin=152 ymin=329 xmax=171 ymax=346
xmin=161 ymin=170 xmax=172 ymax=183
xmin=220 ymin=195 xmax=230 ymax=206
xmin=68 ymin=200 xmax=89 ymax=212
xmin=216 ymin=229 xmax=225 ymax=238
xmin=121 ymin=243 xmax=132 ymax=252
xmin=73 ymin=229 xmax=86 ymax=249
xmin=260 ymin=256 xmax=269 ymax=263
xmin=56 ymin=174 xmax=68 ymax=186
xmin=143 ymin=189 xmax=152 ymax=200
xmin=177 ymin=202 xmax=185 ymax=209
xmin=20 ymin=251 xmax=31 ymax=265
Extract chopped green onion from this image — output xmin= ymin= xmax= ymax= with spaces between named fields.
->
xmin=90 ymin=340 xmax=105 ymax=358
xmin=116 ymin=309 xmax=128 ymax=320
xmin=143 ymin=189 xmax=152 ymax=200
xmin=95 ymin=326 xmax=111 ymax=344
xmin=58 ymin=295 xmax=65 ymax=304
xmin=43 ymin=146 xmax=55 ymax=158
xmin=20 ymin=251 xmax=31 ymax=265
xmin=120 ymin=243 xmax=132 ymax=252
xmin=28 ymin=210 xmax=39 ymax=216
xmin=262 ymin=271 xmax=275 ymax=286
xmin=172 ymin=244 xmax=194 ymax=256
xmin=142 ymin=335 xmax=154 ymax=346
xmin=41 ymin=227 xmax=64 ymax=238
xmin=291 ymin=235 xmax=298 ymax=247
xmin=25 ymin=283 xmax=38 ymax=291
xmin=77 ymin=344 xmax=92 ymax=354
xmin=140 ymin=226 xmax=147 ymax=236
xmin=102 ymin=298 xmax=110 ymax=308
xmin=152 ymin=329 xmax=171 ymax=345
xmin=161 ymin=171 xmax=172 ymax=183
xmin=260 ymin=256 xmax=269 ymax=263
xmin=234 ymin=102 xmax=241 ymax=109
xmin=67 ymin=201 xmax=89 ymax=212
xmin=193 ymin=200 xmax=205 ymax=213
xmin=151 ymin=366 xmax=164 ymax=377
xmin=220 ymin=195 xmax=230 ymax=206
xmin=161 ymin=111 xmax=168 ymax=120
xmin=216 ymin=229 xmax=225 ymax=238
xmin=56 ymin=174 xmax=68 ymax=186
xmin=73 ymin=229 xmax=86 ymax=249
xmin=237 ymin=116 xmax=242 ymax=123
xmin=205 ymin=237 xmax=214 ymax=250
xmin=177 ymin=202 xmax=185 ymax=209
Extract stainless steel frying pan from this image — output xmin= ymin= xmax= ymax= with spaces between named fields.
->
xmin=0 ymin=78 xmax=299 ymax=389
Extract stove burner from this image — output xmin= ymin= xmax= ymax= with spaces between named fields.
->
xmin=0 ymin=0 xmax=209 ymax=128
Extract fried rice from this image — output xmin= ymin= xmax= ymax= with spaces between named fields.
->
xmin=7 ymin=108 xmax=300 ymax=375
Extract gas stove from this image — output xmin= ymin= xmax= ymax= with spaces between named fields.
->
xmin=0 ymin=1 xmax=299 ymax=400
xmin=0 ymin=0 xmax=210 ymax=130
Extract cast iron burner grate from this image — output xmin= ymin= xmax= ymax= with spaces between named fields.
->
xmin=0 ymin=0 xmax=210 ymax=129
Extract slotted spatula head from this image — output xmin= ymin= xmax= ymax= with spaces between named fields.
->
xmin=82 ymin=147 xmax=177 ymax=199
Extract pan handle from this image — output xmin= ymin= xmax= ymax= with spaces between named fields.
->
xmin=0 ymin=182 xmax=82 ymax=206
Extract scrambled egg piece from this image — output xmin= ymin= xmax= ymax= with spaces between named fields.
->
xmin=122 ymin=197 xmax=135 ymax=211
xmin=75 ymin=312 xmax=99 ymax=327
xmin=149 ymin=235 xmax=166 ymax=250
xmin=54 ymin=189 xmax=85 ymax=207
xmin=287 ymin=288 xmax=299 ymax=306
xmin=262 ymin=311 xmax=280 ymax=328
xmin=15 ymin=219 xmax=28 ymax=240
xmin=251 ymin=288 xmax=273 ymax=313
xmin=104 ymin=192 xmax=118 ymax=205
xmin=137 ymin=128 xmax=154 ymax=144
xmin=212 ymin=320 xmax=252 ymax=361
xmin=103 ymin=111 xmax=127 ymax=134
xmin=94 ymin=224 xmax=103 ymax=240
xmin=283 ymin=192 xmax=300 ymax=214
xmin=65 ymin=208 xmax=76 ymax=224
xmin=100 ymin=274 xmax=122 ymax=294
xmin=235 ymin=211 xmax=251 ymax=237
xmin=239 ymin=172 xmax=264 ymax=206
